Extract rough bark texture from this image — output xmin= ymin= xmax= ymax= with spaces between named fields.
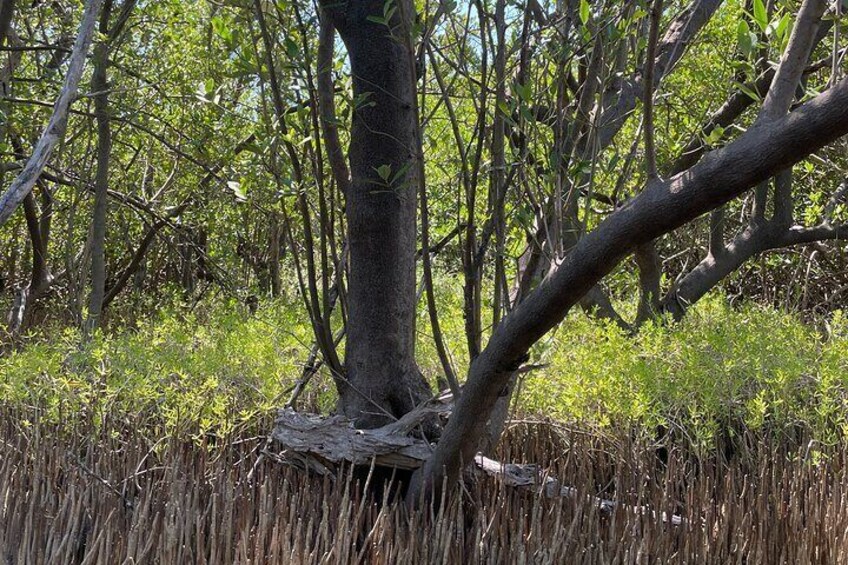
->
xmin=320 ymin=0 xmax=431 ymax=428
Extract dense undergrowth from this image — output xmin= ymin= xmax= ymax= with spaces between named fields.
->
xmin=3 ymin=294 xmax=848 ymax=562
xmin=2 ymin=293 xmax=846 ymax=451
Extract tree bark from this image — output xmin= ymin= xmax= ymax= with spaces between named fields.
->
xmin=85 ymin=0 xmax=113 ymax=332
xmin=316 ymin=16 xmax=350 ymax=196
xmin=413 ymin=76 xmax=848 ymax=500
xmin=659 ymin=0 xmax=828 ymax=319
xmin=0 ymin=0 xmax=103 ymax=226
xmin=320 ymin=0 xmax=432 ymax=428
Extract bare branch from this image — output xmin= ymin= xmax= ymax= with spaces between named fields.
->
xmin=759 ymin=0 xmax=827 ymax=121
xmin=0 ymin=0 xmax=103 ymax=226
xmin=316 ymin=15 xmax=350 ymax=195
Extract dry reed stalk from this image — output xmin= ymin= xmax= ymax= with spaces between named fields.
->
xmin=1 ymin=407 xmax=847 ymax=564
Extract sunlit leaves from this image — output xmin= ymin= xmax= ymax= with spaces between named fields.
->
xmin=736 ymin=20 xmax=758 ymax=57
xmin=227 ymin=180 xmax=247 ymax=202
xmin=752 ymin=0 xmax=768 ymax=32
xmin=579 ymin=0 xmax=590 ymax=25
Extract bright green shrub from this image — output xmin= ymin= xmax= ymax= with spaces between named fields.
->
xmin=521 ymin=297 xmax=848 ymax=447
xmin=2 ymin=293 xmax=847 ymax=448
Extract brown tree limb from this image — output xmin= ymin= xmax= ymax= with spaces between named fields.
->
xmin=316 ymin=15 xmax=349 ymax=196
xmin=414 ymin=76 xmax=848 ymax=501
xmin=759 ymin=0 xmax=827 ymax=122
xmin=643 ymin=0 xmax=663 ymax=180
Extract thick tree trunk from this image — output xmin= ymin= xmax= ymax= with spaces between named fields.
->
xmin=321 ymin=0 xmax=431 ymax=428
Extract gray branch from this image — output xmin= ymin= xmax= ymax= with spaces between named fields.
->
xmin=0 ymin=0 xmax=103 ymax=226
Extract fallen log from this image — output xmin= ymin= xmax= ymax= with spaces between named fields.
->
xmin=271 ymin=400 xmax=684 ymax=525
xmin=271 ymin=409 xmax=437 ymax=471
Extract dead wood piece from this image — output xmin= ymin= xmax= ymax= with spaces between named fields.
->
xmin=272 ymin=408 xmax=682 ymax=525
xmin=272 ymin=408 xmax=436 ymax=471
xmin=474 ymin=455 xmax=683 ymax=526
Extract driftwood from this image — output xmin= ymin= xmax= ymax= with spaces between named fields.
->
xmin=271 ymin=399 xmax=683 ymax=525
xmin=272 ymin=409 xmax=435 ymax=471
xmin=474 ymin=455 xmax=683 ymax=526
xmin=272 ymin=395 xmax=452 ymax=471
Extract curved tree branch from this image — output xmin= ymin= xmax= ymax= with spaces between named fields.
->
xmin=414 ymin=76 xmax=848 ymax=500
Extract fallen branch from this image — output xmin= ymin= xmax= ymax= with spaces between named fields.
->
xmin=271 ymin=404 xmax=683 ymax=525
xmin=474 ymin=455 xmax=683 ymax=526
xmin=271 ymin=406 xmax=447 ymax=471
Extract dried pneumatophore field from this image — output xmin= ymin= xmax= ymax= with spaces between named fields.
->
xmin=2 ymin=411 xmax=847 ymax=564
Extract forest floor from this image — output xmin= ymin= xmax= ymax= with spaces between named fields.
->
xmin=2 ymin=296 xmax=848 ymax=562
xmin=2 ymin=410 xmax=847 ymax=563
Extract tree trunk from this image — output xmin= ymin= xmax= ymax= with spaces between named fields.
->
xmin=85 ymin=0 xmax=112 ymax=331
xmin=414 ymin=76 xmax=848 ymax=500
xmin=320 ymin=0 xmax=431 ymax=428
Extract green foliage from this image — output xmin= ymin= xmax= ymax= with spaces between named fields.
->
xmin=521 ymin=297 xmax=848 ymax=449
xmin=4 ymin=291 xmax=848 ymax=450
xmin=0 ymin=299 xmax=332 ymax=436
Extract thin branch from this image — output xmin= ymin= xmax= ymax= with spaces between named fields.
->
xmin=643 ymin=0 xmax=663 ymax=180
xmin=759 ymin=0 xmax=827 ymax=121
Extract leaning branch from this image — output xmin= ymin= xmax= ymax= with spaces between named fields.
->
xmin=0 ymin=0 xmax=103 ymax=226
xmin=415 ymin=77 xmax=848 ymax=499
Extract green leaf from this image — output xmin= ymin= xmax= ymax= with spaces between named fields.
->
xmin=211 ymin=16 xmax=232 ymax=44
xmin=579 ymin=0 xmax=590 ymax=25
xmin=705 ymin=125 xmax=725 ymax=145
xmin=775 ymin=13 xmax=792 ymax=42
xmin=497 ymin=100 xmax=512 ymax=117
xmin=733 ymin=80 xmax=761 ymax=102
xmin=736 ymin=20 xmax=756 ymax=57
xmin=514 ymin=81 xmax=532 ymax=102
xmin=390 ymin=162 xmax=411 ymax=185
xmin=752 ymin=0 xmax=768 ymax=32
xmin=376 ymin=164 xmax=392 ymax=182
xmin=284 ymin=36 xmax=300 ymax=58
